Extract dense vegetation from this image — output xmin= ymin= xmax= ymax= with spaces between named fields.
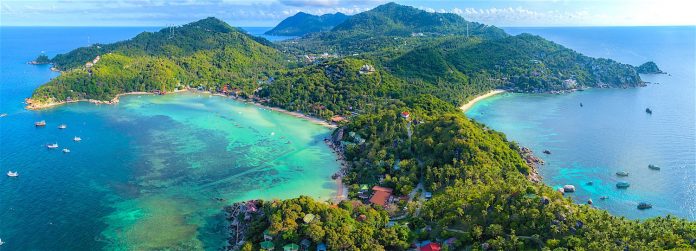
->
xmin=240 ymin=197 xmax=410 ymax=251
xmin=30 ymin=17 xmax=283 ymax=103
xmin=264 ymin=12 xmax=349 ymax=36
xmin=31 ymin=54 xmax=50 ymax=64
xmin=636 ymin=61 xmax=664 ymax=74
xmin=28 ymin=2 xmax=693 ymax=250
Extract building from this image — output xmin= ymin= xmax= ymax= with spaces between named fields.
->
xmin=369 ymin=186 xmax=393 ymax=206
xmin=419 ymin=242 xmax=442 ymax=251
xmin=400 ymin=111 xmax=410 ymax=119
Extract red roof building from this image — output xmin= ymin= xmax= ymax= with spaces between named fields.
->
xmin=400 ymin=111 xmax=410 ymax=118
xmin=369 ymin=186 xmax=393 ymax=206
xmin=419 ymin=243 xmax=441 ymax=251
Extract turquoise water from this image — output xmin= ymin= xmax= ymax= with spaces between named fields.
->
xmin=467 ymin=26 xmax=695 ymax=220
xmin=0 ymin=27 xmax=338 ymax=250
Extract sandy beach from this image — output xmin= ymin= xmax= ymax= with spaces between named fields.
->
xmin=459 ymin=89 xmax=506 ymax=112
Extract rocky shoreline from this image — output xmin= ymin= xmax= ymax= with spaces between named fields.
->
xmin=519 ymin=146 xmax=544 ymax=183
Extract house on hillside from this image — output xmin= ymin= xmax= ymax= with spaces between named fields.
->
xmin=369 ymin=186 xmax=393 ymax=207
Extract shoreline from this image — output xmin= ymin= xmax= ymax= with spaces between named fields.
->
xmin=460 ymin=89 xmax=506 ymax=112
xmin=191 ymin=90 xmax=337 ymax=129
xmin=25 ymin=89 xmax=337 ymax=129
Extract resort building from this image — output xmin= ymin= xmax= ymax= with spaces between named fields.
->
xmin=369 ymin=186 xmax=393 ymax=207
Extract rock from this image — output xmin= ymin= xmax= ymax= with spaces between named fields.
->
xmin=587 ymin=199 xmax=593 ymax=205
xmin=563 ymin=185 xmax=576 ymax=192
xmin=557 ymin=187 xmax=565 ymax=194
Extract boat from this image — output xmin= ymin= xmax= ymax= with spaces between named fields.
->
xmin=543 ymin=150 xmax=551 ymax=154
xmin=0 ymin=113 xmax=7 ymax=118
xmin=62 ymin=148 xmax=71 ymax=153
xmin=637 ymin=202 xmax=653 ymax=210
xmin=600 ymin=196 xmax=608 ymax=200
xmin=0 ymin=238 xmax=4 ymax=246
xmin=579 ymin=102 xmax=583 ymax=107
xmin=648 ymin=164 xmax=660 ymax=170
xmin=616 ymin=182 xmax=630 ymax=189
xmin=616 ymin=171 xmax=629 ymax=177
xmin=645 ymin=108 xmax=652 ymax=114
xmin=74 ymin=136 xmax=82 ymax=142
xmin=7 ymin=171 xmax=18 ymax=177
xmin=58 ymin=124 xmax=67 ymax=129
xmin=35 ymin=120 xmax=46 ymax=127
xmin=47 ymin=143 xmax=59 ymax=149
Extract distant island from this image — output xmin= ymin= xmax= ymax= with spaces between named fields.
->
xmin=26 ymin=3 xmax=693 ymax=250
xmin=264 ymin=12 xmax=349 ymax=36
xmin=28 ymin=54 xmax=50 ymax=65
xmin=636 ymin=61 xmax=665 ymax=74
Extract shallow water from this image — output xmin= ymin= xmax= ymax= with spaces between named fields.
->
xmin=0 ymin=27 xmax=338 ymax=250
xmin=467 ymin=26 xmax=695 ymax=220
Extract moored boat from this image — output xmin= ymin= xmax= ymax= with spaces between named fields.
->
xmin=616 ymin=171 xmax=629 ymax=177
xmin=648 ymin=164 xmax=660 ymax=170
xmin=58 ymin=124 xmax=67 ymax=129
xmin=616 ymin=182 xmax=630 ymax=189
xmin=35 ymin=120 xmax=46 ymax=126
xmin=47 ymin=143 xmax=59 ymax=149
xmin=7 ymin=171 xmax=18 ymax=177
xmin=73 ymin=136 xmax=82 ymax=142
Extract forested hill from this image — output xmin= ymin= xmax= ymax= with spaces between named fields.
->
xmin=388 ymin=33 xmax=642 ymax=96
xmin=29 ymin=17 xmax=284 ymax=106
xmin=50 ymin=17 xmax=274 ymax=70
xmin=282 ymin=2 xmax=507 ymax=55
xmin=264 ymin=12 xmax=349 ymax=36
xmin=332 ymin=2 xmax=505 ymax=38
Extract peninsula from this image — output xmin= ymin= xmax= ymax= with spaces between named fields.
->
xmin=27 ymin=3 xmax=692 ymax=250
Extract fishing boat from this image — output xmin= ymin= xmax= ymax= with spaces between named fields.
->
xmin=7 ymin=171 xmax=18 ymax=177
xmin=648 ymin=164 xmax=661 ymax=170
xmin=35 ymin=120 xmax=46 ymax=126
xmin=47 ymin=143 xmax=59 ymax=149
xmin=616 ymin=171 xmax=629 ymax=177
xmin=62 ymin=148 xmax=71 ymax=153
xmin=58 ymin=124 xmax=67 ymax=129
xmin=616 ymin=182 xmax=630 ymax=189
xmin=73 ymin=136 xmax=82 ymax=142
xmin=637 ymin=202 xmax=653 ymax=210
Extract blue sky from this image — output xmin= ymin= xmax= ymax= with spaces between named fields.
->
xmin=1 ymin=0 xmax=693 ymax=27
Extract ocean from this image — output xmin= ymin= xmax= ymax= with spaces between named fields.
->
xmin=467 ymin=26 xmax=695 ymax=220
xmin=0 ymin=27 xmax=334 ymax=250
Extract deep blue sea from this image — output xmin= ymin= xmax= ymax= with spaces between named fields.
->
xmin=467 ymin=26 xmax=695 ymax=220
xmin=0 ymin=27 xmax=333 ymax=250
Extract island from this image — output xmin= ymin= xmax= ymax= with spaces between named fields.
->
xmin=635 ymin=61 xmax=665 ymax=74
xmin=28 ymin=54 xmax=50 ymax=65
xmin=26 ymin=3 xmax=694 ymax=250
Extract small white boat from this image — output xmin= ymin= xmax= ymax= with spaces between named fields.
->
xmin=7 ymin=171 xmax=18 ymax=177
xmin=0 ymin=113 xmax=7 ymax=118
xmin=73 ymin=136 xmax=82 ymax=142
xmin=0 ymin=237 xmax=4 ymax=245
xmin=63 ymin=148 xmax=71 ymax=153
xmin=47 ymin=143 xmax=59 ymax=149
xmin=58 ymin=124 xmax=67 ymax=129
